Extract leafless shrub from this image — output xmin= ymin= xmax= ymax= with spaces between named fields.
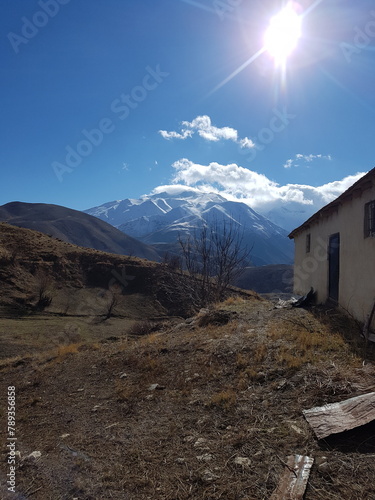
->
xmin=162 ymin=252 xmax=183 ymax=271
xmin=34 ymin=269 xmax=54 ymax=311
xmin=178 ymin=217 xmax=251 ymax=306
xmin=104 ymin=286 xmax=122 ymax=319
xmin=127 ymin=320 xmax=155 ymax=336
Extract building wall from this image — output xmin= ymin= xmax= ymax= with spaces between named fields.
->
xmin=293 ymin=187 xmax=375 ymax=323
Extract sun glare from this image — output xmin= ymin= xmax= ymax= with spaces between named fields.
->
xmin=264 ymin=4 xmax=302 ymax=65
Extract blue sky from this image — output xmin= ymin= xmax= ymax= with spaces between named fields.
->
xmin=1 ymin=0 xmax=375 ymax=213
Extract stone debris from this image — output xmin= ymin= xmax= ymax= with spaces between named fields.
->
xmin=194 ymin=437 xmax=208 ymax=449
xmin=196 ymin=453 xmax=213 ymax=462
xmin=148 ymin=383 xmax=165 ymax=391
xmin=201 ymin=469 xmax=220 ymax=483
xmin=234 ymin=456 xmax=251 ymax=467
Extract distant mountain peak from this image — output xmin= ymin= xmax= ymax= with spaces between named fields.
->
xmin=85 ymin=190 xmax=294 ymax=266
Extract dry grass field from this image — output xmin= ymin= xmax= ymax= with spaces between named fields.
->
xmin=1 ymin=296 xmax=375 ymax=499
xmin=1 ymin=223 xmax=375 ymax=499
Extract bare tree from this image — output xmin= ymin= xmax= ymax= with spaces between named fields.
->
xmin=178 ymin=218 xmax=251 ymax=305
xmin=34 ymin=269 xmax=53 ymax=311
xmin=104 ymin=284 xmax=121 ymax=319
xmin=210 ymin=218 xmax=250 ymax=301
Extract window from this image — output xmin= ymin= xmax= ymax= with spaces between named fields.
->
xmin=364 ymin=200 xmax=375 ymax=237
xmin=306 ymin=233 xmax=311 ymax=253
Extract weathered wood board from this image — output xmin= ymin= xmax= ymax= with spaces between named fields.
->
xmin=303 ymin=392 xmax=375 ymax=440
xmin=270 ymin=455 xmax=314 ymax=500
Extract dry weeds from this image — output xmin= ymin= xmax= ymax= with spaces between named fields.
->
xmin=0 ymin=298 xmax=375 ymax=499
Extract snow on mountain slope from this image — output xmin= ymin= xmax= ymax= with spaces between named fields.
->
xmin=263 ymin=202 xmax=317 ymax=232
xmin=85 ymin=189 xmax=294 ymax=265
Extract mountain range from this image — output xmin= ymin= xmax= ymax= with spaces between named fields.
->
xmin=0 ymin=202 xmax=160 ymax=262
xmin=85 ymin=188 xmax=294 ymax=266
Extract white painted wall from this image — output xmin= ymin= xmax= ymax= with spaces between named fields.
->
xmin=293 ymin=187 xmax=375 ymax=323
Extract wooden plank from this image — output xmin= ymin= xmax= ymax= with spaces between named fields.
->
xmin=270 ymin=455 xmax=314 ymax=500
xmin=303 ymin=392 xmax=375 ymax=440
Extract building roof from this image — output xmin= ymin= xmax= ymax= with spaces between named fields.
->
xmin=288 ymin=168 xmax=375 ymax=239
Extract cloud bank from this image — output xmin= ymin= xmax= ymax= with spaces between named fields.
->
xmin=159 ymin=115 xmax=255 ymax=149
xmin=147 ymin=158 xmax=366 ymax=229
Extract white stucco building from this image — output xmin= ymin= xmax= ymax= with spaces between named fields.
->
xmin=289 ymin=169 xmax=375 ymax=324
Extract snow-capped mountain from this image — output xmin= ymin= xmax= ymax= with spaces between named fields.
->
xmin=85 ymin=189 xmax=294 ymax=266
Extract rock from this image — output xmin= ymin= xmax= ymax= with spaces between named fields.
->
xmin=197 ymin=453 xmax=213 ymax=462
xmin=27 ymin=451 xmax=42 ymax=459
xmin=194 ymin=437 xmax=208 ymax=448
xmin=277 ymin=379 xmax=287 ymax=390
xmin=201 ymin=470 xmax=220 ymax=482
xmin=234 ymin=457 xmax=251 ymax=467
xmin=148 ymin=383 xmax=165 ymax=391
xmin=119 ymin=373 xmax=127 ymax=379
xmin=175 ymin=457 xmax=185 ymax=464
xmin=60 ymin=433 xmax=70 ymax=438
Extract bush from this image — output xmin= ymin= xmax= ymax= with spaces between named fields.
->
xmin=127 ymin=320 xmax=155 ymax=336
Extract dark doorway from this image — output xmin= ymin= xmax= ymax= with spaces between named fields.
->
xmin=328 ymin=233 xmax=340 ymax=302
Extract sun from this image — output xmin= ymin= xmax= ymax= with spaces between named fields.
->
xmin=264 ymin=4 xmax=302 ymax=65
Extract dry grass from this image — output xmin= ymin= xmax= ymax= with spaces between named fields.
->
xmin=208 ymin=389 xmax=237 ymax=409
xmin=1 ymin=298 xmax=375 ymax=499
xmin=266 ymin=319 xmax=361 ymax=371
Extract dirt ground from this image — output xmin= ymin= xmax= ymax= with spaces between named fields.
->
xmin=1 ymin=296 xmax=375 ymax=500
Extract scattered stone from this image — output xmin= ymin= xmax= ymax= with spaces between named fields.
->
xmin=201 ymin=469 xmax=220 ymax=483
xmin=197 ymin=453 xmax=213 ymax=462
xmin=277 ymin=379 xmax=287 ymax=390
xmin=148 ymin=383 xmax=165 ymax=391
xmin=194 ymin=437 xmax=208 ymax=449
xmin=234 ymin=457 xmax=251 ymax=467
xmin=60 ymin=433 xmax=70 ymax=439
xmin=77 ymin=388 xmax=84 ymax=392
xmin=175 ymin=457 xmax=186 ymax=464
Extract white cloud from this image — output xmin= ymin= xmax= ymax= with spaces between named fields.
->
xmin=169 ymin=158 xmax=366 ymax=210
xmin=239 ymin=137 xmax=256 ymax=149
xmin=159 ymin=129 xmax=193 ymax=140
xmin=284 ymin=153 xmax=332 ymax=169
xmin=159 ymin=115 xmax=255 ymax=149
